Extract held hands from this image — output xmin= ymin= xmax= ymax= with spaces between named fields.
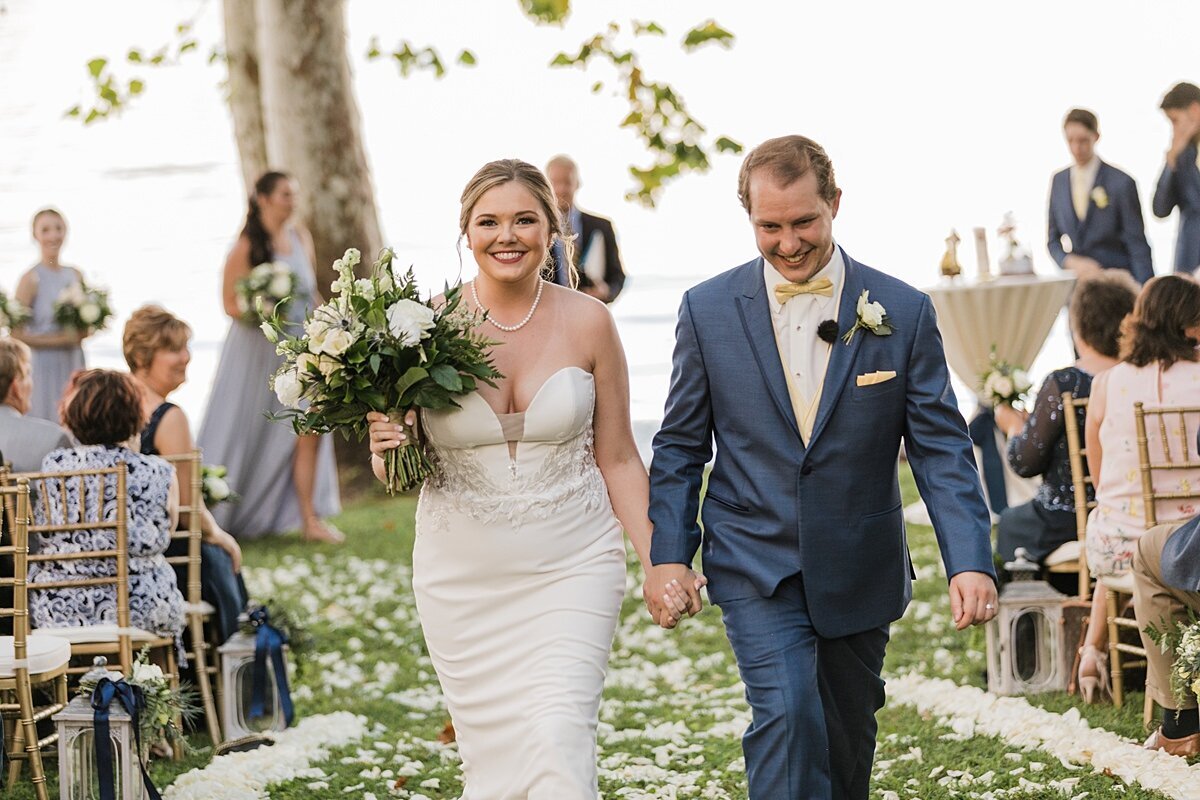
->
xmin=949 ymin=571 xmax=998 ymax=631
xmin=366 ymin=410 xmax=418 ymax=458
xmin=1062 ymin=254 xmax=1102 ymax=280
xmin=643 ymin=563 xmax=708 ymax=630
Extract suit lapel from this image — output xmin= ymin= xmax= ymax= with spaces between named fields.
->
xmin=1076 ymin=162 xmax=1106 ymax=241
xmin=806 ymin=254 xmax=866 ymax=449
xmin=1054 ymin=170 xmax=1081 ymax=237
xmin=735 ymin=259 xmax=804 ymax=446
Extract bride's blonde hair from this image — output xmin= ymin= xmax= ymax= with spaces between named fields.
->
xmin=458 ymin=159 xmax=575 ymax=286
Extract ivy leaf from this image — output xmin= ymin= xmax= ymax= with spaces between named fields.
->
xmin=682 ymin=20 xmax=735 ymax=51
xmin=457 ymin=49 xmax=477 ymax=66
xmin=87 ymin=58 xmax=107 ymax=79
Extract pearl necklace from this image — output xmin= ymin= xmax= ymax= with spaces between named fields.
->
xmin=471 ymin=278 xmax=544 ymax=332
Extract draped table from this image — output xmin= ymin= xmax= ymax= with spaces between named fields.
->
xmin=905 ymin=272 xmax=1076 ymax=525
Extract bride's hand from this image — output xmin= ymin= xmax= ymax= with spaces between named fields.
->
xmin=367 ymin=410 xmax=417 ymax=458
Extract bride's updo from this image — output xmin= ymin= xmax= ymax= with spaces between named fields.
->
xmin=458 ymin=159 xmax=574 ymax=284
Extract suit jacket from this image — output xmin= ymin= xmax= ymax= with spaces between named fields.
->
xmin=648 ymin=249 xmax=995 ymax=638
xmin=1153 ymin=143 xmax=1200 ymax=274
xmin=0 ymin=404 xmax=73 ymax=472
xmin=573 ymin=210 xmax=627 ymax=302
xmin=1048 ymin=160 xmax=1153 ymax=284
xmin=1162 ymin=431 xmax=1200 ymax=591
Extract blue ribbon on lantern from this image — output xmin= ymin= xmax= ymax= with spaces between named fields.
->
xmin=248 ymin=606 xmax=294 ymax=727
xmin=90 ymin=677 xmax=162 ymax=800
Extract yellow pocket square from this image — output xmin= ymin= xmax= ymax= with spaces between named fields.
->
xmin=856 ymin=370 xmax=897 ymax=387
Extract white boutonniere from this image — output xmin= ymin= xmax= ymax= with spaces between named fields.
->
xmin=842 ymin=290 xmax=894 ymax=345
xmin=1091 ymin=186 xmax=1108 ymax=209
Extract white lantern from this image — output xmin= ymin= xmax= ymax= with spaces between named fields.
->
xmin=986 ymin=548 xmax=1068 ymax=695
xmin=53 ymin=657 xmax=146 ymax=800
xmin=218 ymin=623 xmax=289 ymax=740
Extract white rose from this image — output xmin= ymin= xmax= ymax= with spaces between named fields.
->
xmin=317 ymin=355 xmax=341 ymax=378
xmin=273 ymin=368 xmax=304 ymax=407
xmin=203 ymin=476 xmax=231 ymax=502
xmin=993 ymin=375 xmax=1015 ymax=398
xmin=386 ymin=299 xmax=436 ymax=346
xmin=133 ymin=662 xmax=164 ymax=684
xmin=353 ymin=278 xmax=376 ymax=301
xmin=860 ymin=301 xmax=885 ymax=329
xmin=1013 ymin=369 xmax=1031 ymax=393
xmin=78 ymin=302 xmax=102 ymax=325
xmin=296 ymin=352 xmax=319 ymax=374
xmin=317 ymin=327 xmax=355 ymax=356
xmin=268 ymin=273 xmax=292 ymax=299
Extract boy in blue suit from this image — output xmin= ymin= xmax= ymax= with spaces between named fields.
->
xmin=1153 ymin=82 xmax=1200 ymax=275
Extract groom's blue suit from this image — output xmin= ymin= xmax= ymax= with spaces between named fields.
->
xmin=649 ymin=249 xmax=995 ymax=799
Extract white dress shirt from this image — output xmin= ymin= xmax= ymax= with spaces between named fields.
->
xmin=1070 ymin=157 xmax=1100 ymax=221
xmin=764 ymin=246 xmax=846 ymax=408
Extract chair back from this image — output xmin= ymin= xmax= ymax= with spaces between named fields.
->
xmin=1061 ymin=391 xmax=1094 ymax=599
xmin=1133 ymin=402 xmax=1200 ymax=529
xmin=0 ymin=478 xmax=33 ymax=657
xmin=161 ymin=450 xmax=203 ymax=607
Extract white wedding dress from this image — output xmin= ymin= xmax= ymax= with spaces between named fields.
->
xmin=414 ymin=366 xmax=626 ymax=799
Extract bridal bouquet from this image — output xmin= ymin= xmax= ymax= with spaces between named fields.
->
xmin=53 ymin=279 xmax=113 ymax=333
xmin=1145 ymin=613 xmax=1200 ymax=709
xmin=79 ymin=647 xmax=198 ymax=756
xmin=0 ymin=291 xmax=30 ymax=332
xmin=201 ymin=463 xmax=237 ymax=508
xmin=980 ymin=347 xmax=1033 ymax=410
xmin=236 ymin=261 xmax=295 ymax=323
xmin=262 ymin=247 xmax=501 ymax=493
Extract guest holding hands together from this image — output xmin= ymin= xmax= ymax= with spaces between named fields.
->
xmin=10 ymin=208 xmax=89 ymax=421
xmin=1154 ymin=83 xmax=1200 ymax=275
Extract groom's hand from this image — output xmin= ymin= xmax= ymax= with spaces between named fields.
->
xmin=643 ymin=564 xmax=707 ymax=628
xmin=949 ymin=571 xmax=998 ymax=631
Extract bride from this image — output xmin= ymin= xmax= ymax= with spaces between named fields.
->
xmin=367 ymin=159 xmax=703 ymax=798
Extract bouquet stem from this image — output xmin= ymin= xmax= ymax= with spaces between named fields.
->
xmin=382 ymin=416 xmax=432 ymax=494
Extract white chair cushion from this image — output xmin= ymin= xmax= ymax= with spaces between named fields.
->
xmin=1106 ymin=572 xmax=1136 ymax=595
xmin=184 ymin=600 xmax=216 ymax=616
xmin=0 ymin=633 xmax=72 ymax=677
xmin=36 ymin=624 xmax=163 ymax=644
xmin=1044 ymin=540 xmax=1081 ymax=567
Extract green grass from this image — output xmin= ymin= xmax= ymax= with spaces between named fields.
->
xmin=6 ymin=470 xmax=1176 ymax=799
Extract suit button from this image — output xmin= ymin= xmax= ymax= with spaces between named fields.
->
xmin=801 ymin=464 xmax=813 ymax=476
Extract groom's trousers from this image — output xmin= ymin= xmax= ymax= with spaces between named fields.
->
xmin=718 ymin=573 xmax=889 ymax=800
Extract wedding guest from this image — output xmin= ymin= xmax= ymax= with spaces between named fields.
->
xmin=546 ymin=155 xmax=628 ymax=303
xmin=28 ymin=369 xmax=186 ymax=643
xmin=1048 ymin=109 xmax=1153 ymax=284
xmin=197 ymin=171 xmax=341 ymax=542
xmin=10 ymin=208 xmax=90 ymax=421
xmin=1077 ymin=274 xmax=1200 ymax=702
xmin=1133 ymin=501 xmax=1200 ymax=755
xmin=124 ymin=305 xmax=247 ymax=643
xmin=0 ymin=337 xmax=73 ymax=472
xmin=995 ymin=272 xmax=1138 ymax=571
xmin=1153 ymin=82 xmax=1200 ymax=275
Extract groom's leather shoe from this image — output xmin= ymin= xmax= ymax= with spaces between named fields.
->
xmin=1144 ymin=727 xmax=1200 ymax=757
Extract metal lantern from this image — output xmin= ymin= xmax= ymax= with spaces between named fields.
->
xmin=53 ymin=658 xmax=145 ymax=800
xmin=218 ymin=617 xmax=289 ymax=740
xmin=986 ymin=548 xmax=1068 ymax=695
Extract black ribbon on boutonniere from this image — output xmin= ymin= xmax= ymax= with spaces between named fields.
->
xmin=817 ymin=320 xmax=839 ymax=344
xmin=91 ymin=677 xmax=162 ymax=800
xmin=248 ymin=606 xmax=295 ymax=726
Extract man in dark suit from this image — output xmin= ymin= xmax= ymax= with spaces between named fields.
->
xmin=1133 ymin=434 xmax=1200 ymax=757
xmin=1153 ymin=82 xmax=1200 ymax=275
xmin=1048 ymin=108 xmax=1153 ymax=284
xmin=546 ymin=155 xmax=627 ymax=303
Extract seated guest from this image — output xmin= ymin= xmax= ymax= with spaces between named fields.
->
xmin=27 ymin=370 xmax=186 ymax=644
xmin=994 ymin=273 xmax=1138 ymax=569
xmin=1077 ymin=274 xmax=1200 ymax=702
xmin=1133 ymin=500 xmax=1200 ymax=755
xmin=0 ymin=338 xmax=73 ymax=472
xmin=124 ymin=305 xmax=246 ymax=643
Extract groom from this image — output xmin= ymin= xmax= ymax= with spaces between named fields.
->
xmin=646 ymin=135 xmax=997 ymax=799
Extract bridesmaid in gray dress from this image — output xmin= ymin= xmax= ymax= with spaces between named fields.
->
xmin=12 ymin=208 xmax=88 ymax=421
xmin=197 ymin=172 xmax=342 ymax=542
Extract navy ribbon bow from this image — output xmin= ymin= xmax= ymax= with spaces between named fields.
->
xmin=91 ymin=677 xmax=162 ymax=800
xmin=248 ymin=606 xmax=294 ymax=726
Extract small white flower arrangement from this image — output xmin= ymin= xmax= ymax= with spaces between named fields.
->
xmin=78 ymin=647 xmax=198 ymax=757
xmin=1091 ymin=185 xmax=1109 ymax=210
xmin=0 ymin=290 xmax=30 ymax=332
xmin=236 ymin=261 xmax=296 ymax=323
xmin=201 ymin=463 xmax=238 ymax=507
xmin=842 ymin=290 xmax=893 ymax=344
xmin=53 ymin=278 xmax=113 ymax=333
xmin=980 ymin=347 xmax=1033 ymax=409
xmin=1146 ymin=613 xmax=1200 ymax=710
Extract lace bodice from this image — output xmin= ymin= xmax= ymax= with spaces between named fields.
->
xmin=417 ymin=367 xmax=609 ymax=531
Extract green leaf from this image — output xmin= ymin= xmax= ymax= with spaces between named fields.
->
xmin=366 ymin=37 xmax=382 ymax=59
xmin=65 ymin=105 xmax=81 ymax=118
xmin=128 ymin=79 xmax=145 ymax=96
xmin=179 ymin=40 xmax=198 ymax=55
xmin=550 ymin=52 xmax=574 ymax=67
xmin=127 ymin=49 xmax=143 ymax=64
xmin=457 ymin=49 xmax=477 ymax=66
xmin=518 ymin=0 xmax=570 ymax=25
xmin=369 ymin=354 xmax=382 ymax=375
xmin=87 ymin=58 xmax=107 ymax=79
xmin=394 ymin=366 xmax=429 ymax=398
xmin=633 ymin=20 xmax=666 ymax=37
xmin=591 ymin=81 xmax=603 ymax=94
xmin=430 ymin=364 xmax=464 ymax=392
xmin=682 ymin=20 xmax=735 ymax=51
xmin=715 ymin=136 xmax=744 ymax=154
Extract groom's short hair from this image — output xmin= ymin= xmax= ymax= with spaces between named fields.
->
xmin=738 ymin=135 xmax=839 ymax=212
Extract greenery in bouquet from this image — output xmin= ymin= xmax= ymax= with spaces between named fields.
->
xmin=0 ymin=290 xmax=30 ymax=331
xmin=1145 ymin=611 xmax=1200 ymax=711
xmin=78 ymin=646 xmax=199 ymax=756
xmin=52 ymin=278 xmax=113 ymax=332
xmin=240 ymin=599 xmax=315 ymax=677
xmin=262 ymin=247 xmax=502 ymax=493
xmin=236 ymin=261 xmax=295 ymax=323
xmin=980 ymin=347 xmax=1033 ymax=410
xmin=201 ymin=463 xmax=238 ymax=507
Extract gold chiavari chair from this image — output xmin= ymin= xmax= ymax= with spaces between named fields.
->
xmin=1049 ymin=391 xmax=1093 ymax=599
xmin=161 ymin=450 xmax=222 ymax=745
xmin=1 ymin=479 xmax=70 ymax=800
xmin=1107 ymin=401 xmax=1200 ymax=721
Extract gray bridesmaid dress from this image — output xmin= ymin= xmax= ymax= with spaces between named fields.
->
xmin=26 ymin=264 xmax=86 ymax=421
xmin=197 ymin=228 xmax=341 ymax=539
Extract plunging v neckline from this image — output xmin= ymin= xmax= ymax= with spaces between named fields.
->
xmin=470 ymin=366 xmax=591 ymax=440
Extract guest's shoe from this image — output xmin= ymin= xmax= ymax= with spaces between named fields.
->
xmin=1077 ymin=644 xmax=1111 ymax=704
xmin=1144 ymin=728 xmax=1200 ymax=757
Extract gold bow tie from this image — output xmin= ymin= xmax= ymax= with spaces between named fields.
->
xmin=774 ymin=278 xmax=834 ymax=304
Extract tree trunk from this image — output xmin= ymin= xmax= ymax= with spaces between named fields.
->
xmin=255 ymin=0 xmax=382 ymax=290
xmin=221 ymin=0 xmax=269 ymax=194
